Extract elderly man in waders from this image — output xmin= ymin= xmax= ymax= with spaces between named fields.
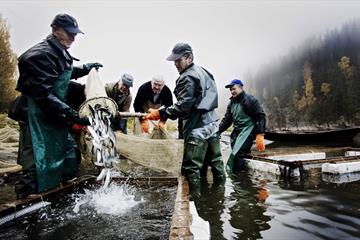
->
xmin=219 ymin=79 xmax=266 ymax=173
xmin=144 ymin=43 xmax=225 ymax=192
xmin=133 ymin=75 xmax=173 ymax=133
xmin=13 ymin=13 xmax=103 ymax=198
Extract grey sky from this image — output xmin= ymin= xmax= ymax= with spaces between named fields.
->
xmin=1 ymin=0 xmax=360 ymax=108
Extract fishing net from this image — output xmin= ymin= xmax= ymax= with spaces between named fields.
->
xmin=0 ymin=125 xmax=21 ymax=174
xmin=115 ymin=132 xmax=183 ymax=176
xmin=77 ymin=69 xmax=183 ymax=176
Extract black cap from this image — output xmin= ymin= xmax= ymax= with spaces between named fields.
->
xmin=51 ymin=13 xmax=84 ymax=34
xmin=166 ymin=43 xmax=193 ymax=61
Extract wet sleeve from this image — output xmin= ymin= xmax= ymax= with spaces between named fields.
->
xmin=71 ymin=65 xmax=89 ymax=79
xmin=25 ymin=53 xmax=78 ymax=122
xmin=219 ymin=102 xmax=233 ymax=134
xmin=251 ymin=97 xmax=266 ymax=134
xmin=162 ymin=76 xmax=197 ymax=120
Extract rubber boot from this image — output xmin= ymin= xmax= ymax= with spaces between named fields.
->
xmin=232 ymin=157 xmax=246 ymax=173
xmin=205 ymin=135 xmax=225 ymax=183
xmin=182 ymin=136 xmax=208 ymax=181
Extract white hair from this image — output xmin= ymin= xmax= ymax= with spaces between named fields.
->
xmin=151 ymin=74 xmax=165 ymax=85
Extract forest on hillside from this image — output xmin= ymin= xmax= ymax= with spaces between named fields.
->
xmin=247 ymin=20 xmax=360 ymax=130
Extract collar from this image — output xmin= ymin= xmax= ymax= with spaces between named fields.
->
xmin=46 ymin=34 xmax=79 ymax=62
xmin=230 ymin=91 xmax=245 ymax=101
xmin=179 ymin=63 xmax=194 ymax=74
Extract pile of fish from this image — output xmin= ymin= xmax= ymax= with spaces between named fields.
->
xmin=86 ymin=104 xmax=118 ymax=188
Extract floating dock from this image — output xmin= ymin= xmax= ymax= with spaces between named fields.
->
xmin=245 ymin=148 xmax=360 ymax=180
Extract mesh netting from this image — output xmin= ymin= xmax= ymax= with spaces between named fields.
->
xmin=115 ymin=132 xmax=183 ymax=176
xmin=0 ymin=125 xmax=21 ymax=174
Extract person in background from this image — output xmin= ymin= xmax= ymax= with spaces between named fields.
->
xmin=133 ymin=75 xmax=173 ymax=133
xmin=13 ymin=13 xmax=102 ymax=198
xmin=105 ymin=73 xmax=134 ymax=134
xmin=218 ymin=79 xmax=266 ymax=173
xmin=144 ymin=42 xmax=225 ymax=187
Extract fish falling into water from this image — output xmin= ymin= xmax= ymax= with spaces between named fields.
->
xmin=87 ymin=104 xmax=118 ymax=188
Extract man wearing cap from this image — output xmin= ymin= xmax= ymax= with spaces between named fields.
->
xmin=105 ymin=73 xmax=134 ymax=133
xmin=219 ymin=79 xmax=266 ymax=173
xmin=133 ymin=75 xmax=173 ymax=133
xmin=145 ymin=42 xmax=225 ymax=186
xmin=13 ymin=13 xmax=103 ymax=198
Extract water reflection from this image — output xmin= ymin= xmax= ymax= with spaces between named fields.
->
xmin=190 ymin=173 xmax=271 ymax=240
xmin=226 ymin=173 xmax=271 ymax=239
xmin=190 ymin=169 xmax=360 ymax=240
xmin=191 ymin=181 xmax=226 ymax=239
xmin=262 ymin=175 xmax=360 ymax=239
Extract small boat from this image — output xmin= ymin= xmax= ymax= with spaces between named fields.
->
xmin=265 ymin=127 xmax=360 ymax=142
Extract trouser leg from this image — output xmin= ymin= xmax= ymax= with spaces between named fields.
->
xmin=62 ymin=133 xmax=80 ymax=182
xmin=15 ymin=122 xmax=37 ymax=198
xmin=182 ymin=136 xmax=208 ymax=184
xmin=119 ymin=118 xmax=128 ymax=134
xmin=233 ymin=134 xmax=253 ymax=173
xmin=205 ymin=135 xmax=225 ymax=182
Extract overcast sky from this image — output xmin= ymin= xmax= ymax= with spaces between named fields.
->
xmin=1 ymin=0 xmax=360 ymax=106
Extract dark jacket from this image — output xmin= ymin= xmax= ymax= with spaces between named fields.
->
xmin=133 ymin=81 xmax=173 ymax=113
xmin=16 ymin=34 xmax=89 ymax=122
xmin=219 ymin=91 xmax=266 ymax=134
xmin=160 ymin=63 xmax=218 ymax=130
xmin=105 ymin=82 xmax=132 ymax=112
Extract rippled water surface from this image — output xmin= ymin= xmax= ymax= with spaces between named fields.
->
xmin=192 ymin=169 xmax=360 ymax=240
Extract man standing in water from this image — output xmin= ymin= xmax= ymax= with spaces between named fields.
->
xmin=13 ymin=13 xmax=102 ymax=198
xmin=219 ymin=79 xmax=266 ymax=173
xmin=145 ymin=42 xmax=225 ymax=186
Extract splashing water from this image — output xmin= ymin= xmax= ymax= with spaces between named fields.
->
xmin=86 ymin=103 xmax=118 ymax=187
xmin=73 ymin=183 xmax=143 ymax=215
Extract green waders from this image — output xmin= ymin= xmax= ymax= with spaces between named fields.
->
xmin=181 ymin=113 xmax=225 ymax=185
xmin=21 ymin=69 xmax=78 ymax=193
xmin=226 ymin=103 xmax=255 ymax=174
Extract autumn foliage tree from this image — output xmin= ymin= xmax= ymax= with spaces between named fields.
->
xmin=246 ymin=19 xmax=360 ymax=129
xmin=0 ymin=14 xmax=18 ymax=112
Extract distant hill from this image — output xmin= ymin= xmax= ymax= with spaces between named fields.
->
xmin=247 ymin=19 xmax=360 ymax=130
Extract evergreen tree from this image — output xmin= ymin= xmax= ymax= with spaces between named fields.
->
xmin=0 ymin=14 xmax=17 ymax=112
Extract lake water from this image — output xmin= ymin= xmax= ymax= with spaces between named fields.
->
xmin=191 ymin=170 xmax=360 ymax=240
xmin=1 ymin=137 xmax=360 ymax=240
xmin=192 ymin=139 xmax=360 ymax=240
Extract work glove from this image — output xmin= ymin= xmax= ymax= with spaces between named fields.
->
xmin=256 ymin=134 xmax=265 ymax=151
xmin=83 ymin=62 xmax=103 ymax=72
xmin=71 ymin=123 xmax=87 ymax=133
xmin=144 ymin=108 xmax=160 ymax=121
xmin=140 ymin=119 xmax=149 ymax=133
